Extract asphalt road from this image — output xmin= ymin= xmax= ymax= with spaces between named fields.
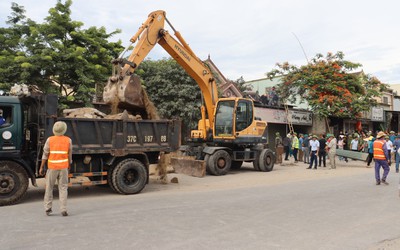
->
xmin=1 ymin=159 xmax=400 ymax=250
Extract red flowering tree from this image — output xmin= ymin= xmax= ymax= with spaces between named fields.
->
xmin=266 ymin=52 xmax=387 ymax=120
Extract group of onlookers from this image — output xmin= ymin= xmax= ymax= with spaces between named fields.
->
xmin=276 ymin=130 xmax=400 ymax=186
xmin=276 ymin=132 xmax=337 ymax=169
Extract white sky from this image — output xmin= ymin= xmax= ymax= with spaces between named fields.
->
xmin=1 ymin=0 xmax=399 ymax=84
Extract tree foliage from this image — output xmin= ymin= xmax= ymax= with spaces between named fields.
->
xmin=137 ymin=58 xmax=202 ymax=138
xmin=228 ymin=76 xmax=251 ymax=93
xmin=0 ymin=0 xmax=123 ymax=104
xmin=266 ymin=51 xmax=388 ymax=119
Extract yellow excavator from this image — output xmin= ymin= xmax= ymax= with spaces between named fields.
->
xmin=103 ymin=10 xmax=274 ymax=175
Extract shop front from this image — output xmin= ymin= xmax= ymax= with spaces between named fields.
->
xmin=254 ymin=107 xmax=313 ymax=150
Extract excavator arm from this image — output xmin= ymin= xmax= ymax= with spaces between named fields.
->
xmin=104 ymin=10 xmax=219 ymax=138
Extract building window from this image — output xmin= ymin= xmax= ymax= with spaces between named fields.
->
xmin=383 ymin=96 xmax=389 ymax=104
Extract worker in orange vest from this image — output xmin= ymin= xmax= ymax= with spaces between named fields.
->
xmin=39 ymin=121 xmax=72 ymax=216
xmin=373 ymin=131 xmax=390 ymax=185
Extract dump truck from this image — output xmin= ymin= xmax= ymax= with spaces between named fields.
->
xmin=0 ymin=94 xmax=180 ymax=206
xmin=103 ymin=10 xmax=275 ymax=176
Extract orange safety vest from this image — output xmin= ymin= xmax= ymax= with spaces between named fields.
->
xmin=373 ymin=140 xmax=386 ymax=160
xmin=48 ymin=135 xmax=70 ymax=170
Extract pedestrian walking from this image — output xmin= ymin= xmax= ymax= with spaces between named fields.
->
xmin=373 ymin=131 xmax=390 ymax=185
xmin=326 ymin=134 xmax=337 ymax=169
xmin=366 ymin=137 xmax=375 ymax=167
xmin=307 ymin=135 xmax=320 ymax=169
xmin=39 ymin=121 xmax=72 ymax=216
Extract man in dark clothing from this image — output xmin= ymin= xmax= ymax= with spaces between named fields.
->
xmin=318 ymin=134 xmax=327 ymax=167
xmin=282 ymin=134 xmax=291 ymax=161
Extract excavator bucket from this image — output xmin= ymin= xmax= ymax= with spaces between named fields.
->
xmin=170 ymin=155 xmax=206 ymax=178
xmin=103 ymin=74 xmax=159 ymax=120
xmin=161 ymin=152 xmax=205 ymax=178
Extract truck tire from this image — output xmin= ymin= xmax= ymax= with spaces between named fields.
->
xmin=107 ymin=166 xmax=118 ymax=193
xmin=0 ymin=161 xmax=29 ymax=206
xmin=258 ymin=149 xmax=275 ymax=172
xmin=231 ymin=161 xmax=243 ymax=170
xmin=207 ymin=150 xmax=231 ymax=176
xmin=112 ymin=159 xmax=147 ymax=195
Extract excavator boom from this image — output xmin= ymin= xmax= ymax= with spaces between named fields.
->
xmin=103 ymin=10 xmax=219 ymax=137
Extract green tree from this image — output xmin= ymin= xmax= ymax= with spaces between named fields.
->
xmin=0 ymin=0 xmax=123 ymax=105
xmin=137 ymin=58 xmax=202 ymax=138
xmin=228 ymin=76 xmax=251 ymax=93
xmin=266 ymin=52 xmax=387 ymax=120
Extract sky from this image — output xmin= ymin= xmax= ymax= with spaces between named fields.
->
xmin=1 ymin=0 xmax=400 ymax=84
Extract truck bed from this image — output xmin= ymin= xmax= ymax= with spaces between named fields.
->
xmin=56 ymin=118 xmax=181 ymax=156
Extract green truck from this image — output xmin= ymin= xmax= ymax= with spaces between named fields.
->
xmin=0 ymin=94 xmax=180 ymax=206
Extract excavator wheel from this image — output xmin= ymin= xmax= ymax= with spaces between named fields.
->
xmin=204 ymin=154 xmax=211 ymax=174
xmin=258 ymin=149 xmax=275 ymax=172
xmin=0 ymin=161 xmax=29 ymax=206
xmin=253 ymin=152 xmax=261 ymax=171
xmin=207 ymin=150 xmax=231 ymax=176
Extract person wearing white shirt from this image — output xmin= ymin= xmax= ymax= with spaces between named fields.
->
xmin=307 ymin=135 xmax=320 ymax=169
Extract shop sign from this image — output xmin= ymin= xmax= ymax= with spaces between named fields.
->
xmin=255 ymin=107 xmax=313 ymax=125
xmin=371 ymin=107 xmax=384 ymax=121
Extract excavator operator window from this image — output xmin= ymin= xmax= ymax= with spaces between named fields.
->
xmin=235 ymin=100 xmax=253 ymax=131
xmin=214 ymin=100 xmax=235 ymax=136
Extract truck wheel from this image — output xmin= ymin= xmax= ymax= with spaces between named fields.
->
xmin=112 ymin=159 xmax=147 ymax=194
xmin=258 ymin=149 xmax=275 ymax=172
xmin=208 ymin=150 xmax=231 ymax=176
xmin=107 ymin=166 xmax=118 ymax=193
xmin=231 ymin=161 xmax=243 ymax=170
xmin=0 ymin=161 xmax=29 ymax=206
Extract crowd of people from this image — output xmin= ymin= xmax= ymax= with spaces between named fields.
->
xmin=276 ymin=132 xmax=337 ymax=169
xmin=275 ymin=130 xmax=400 ymax=185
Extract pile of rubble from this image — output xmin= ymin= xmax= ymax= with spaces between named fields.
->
xmin=63 ymin=108 xmax=142 ymax=120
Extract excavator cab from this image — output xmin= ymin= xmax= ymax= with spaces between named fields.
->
xmin=213 ymin=98 xmax=264 ymax=141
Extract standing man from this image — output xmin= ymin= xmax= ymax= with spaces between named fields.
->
xmin=393 ymin=135 xmax=400 ymax=173
xmin=283 ymin=134 xmax=291 ymax=161
xmin=326 ymin=134 xmax=337 ymax=169
xmin=298 ymin=134 xmax=304 ymax=163
xmin=318 ymin=134 xmax=327 ymax=167
xmin=275 ymin=132 xmax=283 ymax=164
xmin=302 ymin=134 xmax=310 ymax=164
xmin=307 ymin=135 xmax=320 ymax=169
xmin=39 ymin=121 xmax=72 ymax=216
xmin=292 ymin=132 xmax=300 ymax=163
xmin=373 ymin=131 xmax=390 ymax=185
